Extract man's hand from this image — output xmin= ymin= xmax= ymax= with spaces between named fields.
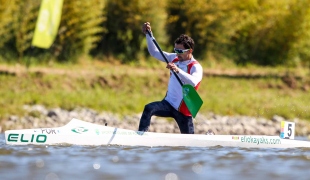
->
xmin=166 ymin=63 xmax=179 ymax=73
xmin=142 ymin=22 xmax=151 ymax=34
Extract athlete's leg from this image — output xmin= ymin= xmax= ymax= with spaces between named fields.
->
xmin=138 ymin=100 xmax=173 ymax=132
xmin=172 ymin=110 xmax=194 ymax=134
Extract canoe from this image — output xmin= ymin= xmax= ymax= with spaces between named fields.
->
xmin=5 ymin=118 xmax=310 ymax=148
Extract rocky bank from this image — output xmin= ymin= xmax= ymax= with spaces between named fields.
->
xmin=1 ymin=105 xmax=310 ymax=136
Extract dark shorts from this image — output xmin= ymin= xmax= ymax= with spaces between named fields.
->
xmin=138 ymin=100 xmax=194 ymax=134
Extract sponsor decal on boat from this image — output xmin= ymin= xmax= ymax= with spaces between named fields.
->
xmin=241 ymin=136 xmax=281 ymax=145
xmin=71 ymin=127 xmax=88 ymax=134
xmin=7 ymin=134 xmax=47 ymax=143
xmin=34 ymin=128 xmax=58 ymax=134
xmin=232 ymin=136 xmax=239 ymax=140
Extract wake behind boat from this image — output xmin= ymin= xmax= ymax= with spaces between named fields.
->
xmin=4 ymin=118 xmax=310 ymax=148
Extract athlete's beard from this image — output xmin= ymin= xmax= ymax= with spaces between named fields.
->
xmin=178 ymin=54 xmax=191 ymax=61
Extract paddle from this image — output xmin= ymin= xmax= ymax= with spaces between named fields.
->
xmin=146 ymin=30 xmax=203 ymax=117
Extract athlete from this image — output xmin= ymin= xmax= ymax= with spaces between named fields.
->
xmin=138 ymin=22 xmax=203 ymax=134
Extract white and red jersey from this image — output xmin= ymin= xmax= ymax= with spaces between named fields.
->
xmin=146 ymin=35 xmax=203 ymax=116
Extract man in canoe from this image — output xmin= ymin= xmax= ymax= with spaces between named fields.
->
xmin=138 ymin=22 xmax=203 ymax=134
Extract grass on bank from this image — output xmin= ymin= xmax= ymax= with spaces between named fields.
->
xmin=0 ymin=59 xmax=310 ymax=123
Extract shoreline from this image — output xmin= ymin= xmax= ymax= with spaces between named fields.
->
xmin=1 ymin=105 xmax=310 ymax=137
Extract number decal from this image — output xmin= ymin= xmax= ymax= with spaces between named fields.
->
xmin=280 ymin=121 xmax=295 ymax=139
xmin=287 ymin=124 xmax=292 ymax=137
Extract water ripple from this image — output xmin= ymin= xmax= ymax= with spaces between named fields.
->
xmin=1 ymin=134 xmax=310 ymax=180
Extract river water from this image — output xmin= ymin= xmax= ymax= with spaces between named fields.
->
xmin=0 ymin=134 xmax=310 ymax=180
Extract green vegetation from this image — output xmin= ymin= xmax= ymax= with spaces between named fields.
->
xmin=1 ymin=0 xmax=310 ymax=66
xmin=0 ymin=61 xmax=309 ymax=122
xmin=1 ymin=0 xmax=310 ymax=122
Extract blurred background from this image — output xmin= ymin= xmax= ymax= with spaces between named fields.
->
xmin=1 ymin=0 xmax=310 ymax=67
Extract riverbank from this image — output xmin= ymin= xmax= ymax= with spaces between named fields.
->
xmin=2 ymin=105 xmax=310 ymax=136
xmin=0 ymin=62 xmax=310 ymax=122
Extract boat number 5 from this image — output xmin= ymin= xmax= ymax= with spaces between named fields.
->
xmin=280 ymin=121 xmax=295 ymax=139
xmin=287 ymin=124 xmax=292 ymax=137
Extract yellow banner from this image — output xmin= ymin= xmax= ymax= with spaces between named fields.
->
xmin=31 ymin=0 xmax=63 ymax=49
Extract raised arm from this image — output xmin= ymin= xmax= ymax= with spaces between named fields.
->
xmin=146 ymin=35 xmax=176 ymax=62
xmin=142 ymin=22 xmax=175 ymax=62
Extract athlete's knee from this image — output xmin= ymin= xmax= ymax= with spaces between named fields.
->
xmin=143 ymin=103 xmax=155 ymax=113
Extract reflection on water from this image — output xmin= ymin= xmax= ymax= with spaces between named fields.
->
xmin=1 ymin=134 xmax=310 ymax=180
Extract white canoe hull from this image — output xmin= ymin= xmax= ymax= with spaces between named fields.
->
xmin=5 ymin=118 xmax=310 ymax=148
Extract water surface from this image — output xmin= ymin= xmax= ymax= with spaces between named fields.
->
xmin=1 ymin=134 xmax=310 ymax=180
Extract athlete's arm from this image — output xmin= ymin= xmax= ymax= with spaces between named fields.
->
xmin=146 ymin=35 xmax=176 ymax=62
xmin=178 ymin=64 xmax=203 ymax=87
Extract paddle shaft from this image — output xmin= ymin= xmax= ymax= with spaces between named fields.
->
xmin=146 ymin=30 xmax=183 ymax=86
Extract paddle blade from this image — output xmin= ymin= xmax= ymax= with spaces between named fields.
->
xmin=182 ymin=84 xmax=203 ymax=118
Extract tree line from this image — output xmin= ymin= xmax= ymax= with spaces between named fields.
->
xmin=0 ymin=0 xmax=310 ymax=67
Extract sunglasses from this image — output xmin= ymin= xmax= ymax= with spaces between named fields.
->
xmin=174 ymin=48 xmax=190 ymax=54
